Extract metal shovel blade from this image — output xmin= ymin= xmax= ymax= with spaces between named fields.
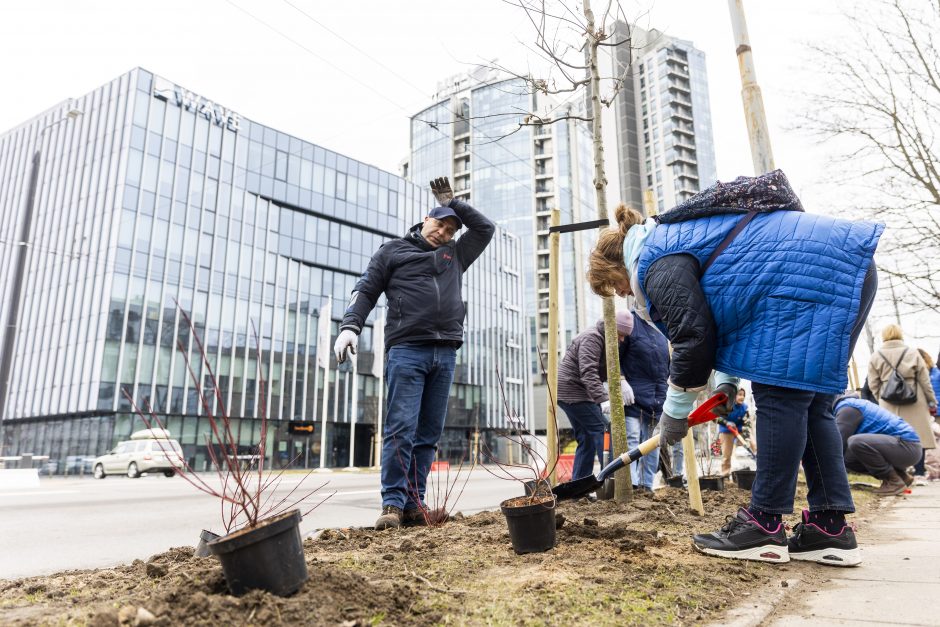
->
xmin=551 ymin=474 xmax=603 ymax=501
xmin=550 ymin=391 xmax=729 ymax=502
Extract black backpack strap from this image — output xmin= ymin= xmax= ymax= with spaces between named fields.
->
xmin=893 ymin=348 xmax=908 ymax=370
xmin=700 ymin=210 xmax=758 ymax=277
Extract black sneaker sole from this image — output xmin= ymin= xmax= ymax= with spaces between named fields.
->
xmin=692 ymin=539 xmax=790 ymax=563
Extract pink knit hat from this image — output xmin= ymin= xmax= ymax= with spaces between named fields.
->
xmin=616 ymin=310 xmax=634 ymax=336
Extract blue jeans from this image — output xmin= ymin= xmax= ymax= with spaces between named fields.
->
xmin=558 ymin=401 xmax=606 ymax=480
xmin=670 ymin=441 xmax=684 ymax=477
xmin=381 ymin=344 xmax=456 ymax=510
xmin=750 ymin=383 xmax=855 ymax=514
xmin=625 ymin=408 xmax=660 ymax=488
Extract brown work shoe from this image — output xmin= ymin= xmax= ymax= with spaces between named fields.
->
xmin=375 ymin=505 xmax=403 ymax=530
xmin=402 ymin=507 xmax=427 ymax=527
xmin=896 ymin=469 xmax=914 ymax=487
xmin=874 ymin=472 xmax=906 ymax=496
xmin=403 ymin=507 xmax=449 ymax=527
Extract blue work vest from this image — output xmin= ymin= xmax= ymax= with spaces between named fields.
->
xmin=636 ymin=211 xmax=883 ymax=393
xmin=835 ymin=397 xmax=920 ymax=441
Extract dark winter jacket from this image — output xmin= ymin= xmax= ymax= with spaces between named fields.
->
xmin=635 ymin=178 xmax=883 ymax=394
xmin=340 ymin=198 xmax=494 ymax=350
xmin=557 ymin=321 xmax=610 ymax=405
xmin=619 ymin=312 xmax=669 ymax=417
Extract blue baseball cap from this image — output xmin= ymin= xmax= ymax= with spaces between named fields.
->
xmin=428 ymin=206 xmax=462 ymax=229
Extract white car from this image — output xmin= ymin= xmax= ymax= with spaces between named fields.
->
xmin=93 ymin=429 xmax=185 ymax=479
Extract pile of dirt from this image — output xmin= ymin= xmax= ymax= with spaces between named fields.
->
xmin=0 ymin=484 xmax=882 ymax=626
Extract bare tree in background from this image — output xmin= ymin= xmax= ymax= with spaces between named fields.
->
xmin=801 ymin=0 xmax=940 ymax=315
xmin=498 ymin=0 xmax=639 ymax=501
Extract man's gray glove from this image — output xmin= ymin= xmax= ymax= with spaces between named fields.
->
xmin=714 ymin=383 xmax=737 ymax=417
xmin=430 ymin=177 xmax=454 ymax=205
xmin=660 ymin=413 xmax=689 ymax=446
xmin=334 ymin=329 xmax=358 ymax=364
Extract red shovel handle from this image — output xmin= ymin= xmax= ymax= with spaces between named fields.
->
xmin=687 ymin=392 xmax=729 ymax=427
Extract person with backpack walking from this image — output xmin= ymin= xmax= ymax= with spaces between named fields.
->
xmin=587 ymin=170 xmax=881 ymax=566
xmin=867 ymin=325 xmax=937 ymax=484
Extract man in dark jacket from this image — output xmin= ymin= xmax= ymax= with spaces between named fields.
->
xmin=620 ymin=310 xmax=670 ymax=492
xmin=834 ymin=393 xmax=921 ymax=496
xmin=557 ymin=311 xmax=634 ymax=481
xmin=335 ymin=177 xmax=494 ymax=530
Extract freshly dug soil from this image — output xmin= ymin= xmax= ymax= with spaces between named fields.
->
xmin=0 ymin=483 xmax=881 ymax=626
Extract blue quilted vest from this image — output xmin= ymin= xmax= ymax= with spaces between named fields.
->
xmin=635 ymin=211 xmax=883 ymax=393
xmin=835 ymin=397 xmax=920 ymax=441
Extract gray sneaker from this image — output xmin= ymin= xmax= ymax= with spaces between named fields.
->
xmin=375 ymin=505 xmax=403 ymax=530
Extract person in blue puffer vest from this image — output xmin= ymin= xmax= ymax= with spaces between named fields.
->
xmin=834 ymin=393 xmax=921 ymax=495
xmin=619 ymin=310 xmax=670 ymax=492
xmin=587 ymin=170 xmax=882 ymax=567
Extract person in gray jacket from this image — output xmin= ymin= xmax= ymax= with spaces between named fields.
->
xmin=557 ymin=311 xmax=634 ymax=480
xmin=334 ymin=177 xmax=494 ymax=530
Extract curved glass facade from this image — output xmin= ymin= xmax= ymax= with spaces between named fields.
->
xmin=0 ymin=68 xmax=524 ymax=472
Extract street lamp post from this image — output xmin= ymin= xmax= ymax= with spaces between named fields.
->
xmin=0 ymin=108 xmax=82 ymax=433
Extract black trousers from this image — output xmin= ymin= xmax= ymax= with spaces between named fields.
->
xmin=844 ymin=434 xmax=922 ymax=480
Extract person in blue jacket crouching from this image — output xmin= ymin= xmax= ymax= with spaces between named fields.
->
xmin=587 ymin=170 xmax=882 ymax=566
xmin=835 ymin=393 xmax=921 ymax=496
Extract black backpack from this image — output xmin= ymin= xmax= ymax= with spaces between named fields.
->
xmin=878 ymin=349 xmax=918 ymax=405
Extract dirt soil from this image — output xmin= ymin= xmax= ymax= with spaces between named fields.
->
xmin=0 ymin=482 xmax=882 ymax=626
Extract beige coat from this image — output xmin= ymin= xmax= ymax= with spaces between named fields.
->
xmin=868 ymin=339 xmax=938 ymax=449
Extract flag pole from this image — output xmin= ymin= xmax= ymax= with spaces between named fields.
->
xmin=318 ymin=296 xmax=332 ymax=470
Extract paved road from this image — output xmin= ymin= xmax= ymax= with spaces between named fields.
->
xmin=0 ymin=467 xmax=525 ymax=580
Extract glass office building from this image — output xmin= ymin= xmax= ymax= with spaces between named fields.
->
xmin=0 ymin=68 xmax=528 ymax=472
xmin=599 ymin=22 xmax=718 ymax=215
xmin=410 ymin=69 xmax=602 ymax=381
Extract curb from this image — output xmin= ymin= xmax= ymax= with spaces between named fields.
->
xmin=710 ymin=577 xmax=802 ymax=627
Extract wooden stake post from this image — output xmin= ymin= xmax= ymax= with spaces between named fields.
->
xmin=545 ymin=209 xmax=560 ymax=484
xmin=683 ymin=430 xmax=704 ymax=516
xmin=545 ymin=215 xmax=615 ymax=487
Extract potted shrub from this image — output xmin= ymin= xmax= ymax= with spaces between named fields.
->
xmin=732 ymin=469 xmax=757 ymax=490
xmin=481 ymin=373 xmax=559 ymax=554
xmin=128 ymin=309 xmax=331 ymax=596
xmin=696 ymin=424 xmax=725 ymax=491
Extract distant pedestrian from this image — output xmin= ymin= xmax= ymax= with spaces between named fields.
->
xmin=336 ymin=177 xmax=495 ymax=530
xmin=868 ymin=325 xmax=937 ymax=484
xmin=834 ymin=393 xmax=921 ymax=495
xmin=918 ymin=348 xmax=940 ymax=417
xmin=557 ymin=312 xmax=634 ymax=481
xmin=718 ymin=388 xmax=754 ymax=477
xmin=619 ymin=310 xmax=670 ymax=492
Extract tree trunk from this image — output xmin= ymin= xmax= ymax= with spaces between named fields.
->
xmin=583 ymin=0 xmax=632 ymax=501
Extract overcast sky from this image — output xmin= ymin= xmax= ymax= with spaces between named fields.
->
xmin=2 ymin=1 xmax=936 ymax=354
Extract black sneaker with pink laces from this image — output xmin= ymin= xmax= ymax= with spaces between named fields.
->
xmin=787 ymin=510 xmax=861 ymax=567
xmin=692 ymin=507 xmax=789 ymax=563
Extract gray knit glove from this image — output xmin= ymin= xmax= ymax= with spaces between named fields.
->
xmin=660 ymin=413 xmax=689 ymax=446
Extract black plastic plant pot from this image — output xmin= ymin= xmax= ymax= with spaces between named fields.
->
xmin=699 ymin=475 xmax=725 ymax=491
xmin=208 ymin=509 xmax=307 ymax=597
xmin=194 ymin=529 xmax=220 ymax=558
xmin=500 ymin=495 xmax=556 ymax=554
xmin=732 ymin=469 xmax=756 ymax=491
xmin=666 ymin=476 xmax=686 ymax=489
